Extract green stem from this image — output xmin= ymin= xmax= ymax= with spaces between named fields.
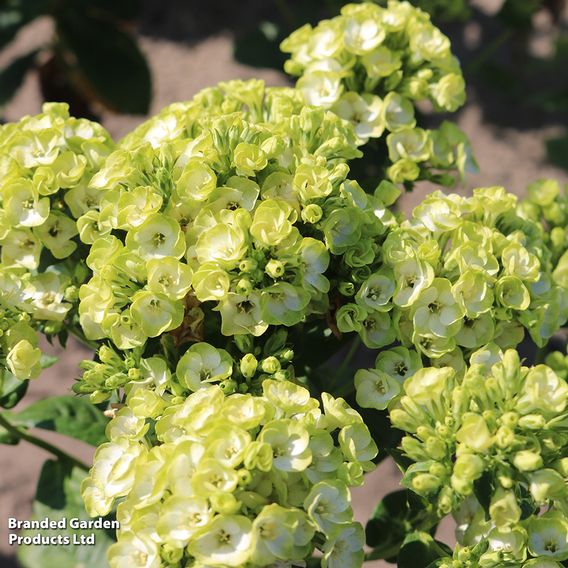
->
xmin=533 ymin=345 xmax=548 ymax=365
xmin=0 ymin=413 xmax=91 ymax=472
xmin=338 ymin=336 xmax=362 ymax=377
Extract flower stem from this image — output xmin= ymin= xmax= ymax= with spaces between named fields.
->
xmin=0 ymin=413 xmax=91 ymax=472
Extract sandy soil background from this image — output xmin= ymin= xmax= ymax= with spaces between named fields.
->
xmin=1 ymin=0 xmax=567 ymax=566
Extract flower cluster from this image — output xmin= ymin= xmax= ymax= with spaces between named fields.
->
xmin=81 ymin=361 xmax=377 ymax=568
xmin=519 ymin=179 xmax=568 ymax=285
xmin=439 ymin=497 xmax=568 ymax=567
xmin=389 ymin=350 xmax=568 ymax=522
xmin=281 ymin=1 xmax=473 ymax=184
xmin=345 ymin=186 xmax=568 ymax=409
xmin=77 ymin=80 xmax=401 ymax=350
xmin=0 ymin=103 xmax=114 ymax=383
xmin=282 ymin=1 xmax=465 ymax=113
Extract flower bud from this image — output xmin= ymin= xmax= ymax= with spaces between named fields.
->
xmin=500 ymin=411 xmax=519 ymax=428
xmin=495 ymin=426 xmax=515 ymax=449
xmin=278 ymin=348 xmax=294 ymax=363
xmin=513 ymin=450 xmax=543 ymax=472
xmin=265 ymin=259 xmax=285 ymax=279
xmin=239 ymin=258 xmax=257 ymax=272
xmin=219 ymin=379 xmax=238 ymax=395
xmin=210 ymin=492 xmax=240 ymax=514
xmin=518 ymin=414 xmax=546 ymax=429
xmin=338 ymin=281 xmax=356 ymax=296
xmin=412 ymin=473 xmax=441 ymax=494
xmin=236 ymin=278 xmax=253 ymax=296
xmin=301 ymin=203 xmax=323 ymax=224
xmin=261 ymin=356 xmax=281 ymax=374
xmin=64 ymin=285 xmax=79 ymax=302
xmin=240 ymin=354 xmax=258 ymax=379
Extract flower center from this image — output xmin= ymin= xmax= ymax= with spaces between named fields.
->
xmin=218 ymin=529 xmax=231 ymax=545
xmin=153 ymin=232 xmax=166 ymax=247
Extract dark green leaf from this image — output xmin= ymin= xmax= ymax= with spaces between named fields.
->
xmin=498 ymin=0 xmax=541 ymax=28
xmin=234 ymin=22 xmax=287 ymax=70
xmin=0 ymin=49 xmax=38 ymax=107
xmin=0 ymin=368 xmax=29 ymax=409
xmin=546 ymin=133 xmax=568 ymax=172
xmin=18 ymin=460 xmax=115 ymax=568
xmin=57 ymin=12 xmax=151 ymax=114
xmin=366 ymin=490 xmax=438 ymax=560
xmin=0 ymin=0 xmax=47 ymax=49
xmin=7 ymin=395 xmax=108 ymax=446
xmin=474 ymin=471 xmax=495 ymax=516
xmin=398 ymin=532 xmax=452 ymax=568
xmin=76 ymin=0 xmax=142 ymax=20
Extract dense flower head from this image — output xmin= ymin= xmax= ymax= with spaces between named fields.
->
xmin=281 ymin=1 xmax=473 ymax=184
xmin=0 ymin=103 xmax=114 ymax=380
xmin=81 ymin=365 xmax=377 ymax=568
xmin=519 ymin=179 xmax=568 ymax=286
xmin=441 ymin=497 xmax=568 ymax=567
xmin=77 ymin=80 xmax=401 ymax=351
xmin=346 ymin=185 xmax=568 ymax=409
xmin=389 ymin=349 xmax=568 ymax=522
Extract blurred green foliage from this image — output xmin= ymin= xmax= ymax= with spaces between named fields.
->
xmin=0 ymin=0 xmax=151 ymax=117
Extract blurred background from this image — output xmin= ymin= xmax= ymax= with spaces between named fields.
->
xmin=0 ymin=0 xmax=567 ymax=566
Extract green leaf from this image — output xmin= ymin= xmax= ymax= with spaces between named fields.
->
xmin=474 ymin=470 xmax=495 ymax=515
xmin=0 ymin=49 xmax=38 ymax=107
xmin=40 ymin=353 xmax=58 ymax=369
xmin=6 ymin=395 xmax=108 ymax=446
xmin=498 ymin=0 xmax=541 ymax=28
xmin=546 ymin=132 xmax=568 ymax=172
xmin=57 ymin=11 xmax=151 ymax=114
xmin=234 ymin=22 xmax=287 ymax=70
xmin=0 ymin=0 xmax=47 ymax=49
xmin=17 ymin=460 xmax=115 ymax=568
xmin=0 ymin=368 xmax=29 ymax=409
xmin=366 ymin=490 xmax=438 ymax=561
xmin=77 ymin=0 xmax=142 ymax=20
xmin=397 ymin=532 xmax=452 ymax=568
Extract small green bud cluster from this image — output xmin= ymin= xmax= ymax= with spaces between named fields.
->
xmin=281 ymin=1 xmax=473 ymax=184
xmin=81 ymin=369 xmax=377 ymax=568
xmin=77 ymin=80 xmax=398 ymax=350
xmin=390 ymin=350 xmax=568 ymax=522
xmin=344 ymin=186 xmax=568 ymax=411
xmin=74 ymin=344 xmax=144 ymax=403
xmin=546 ymin=347 xmax=568 ymax=381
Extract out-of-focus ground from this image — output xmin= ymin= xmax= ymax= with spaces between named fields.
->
xmin=1 ymin=0 xmax=567 ymax=566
